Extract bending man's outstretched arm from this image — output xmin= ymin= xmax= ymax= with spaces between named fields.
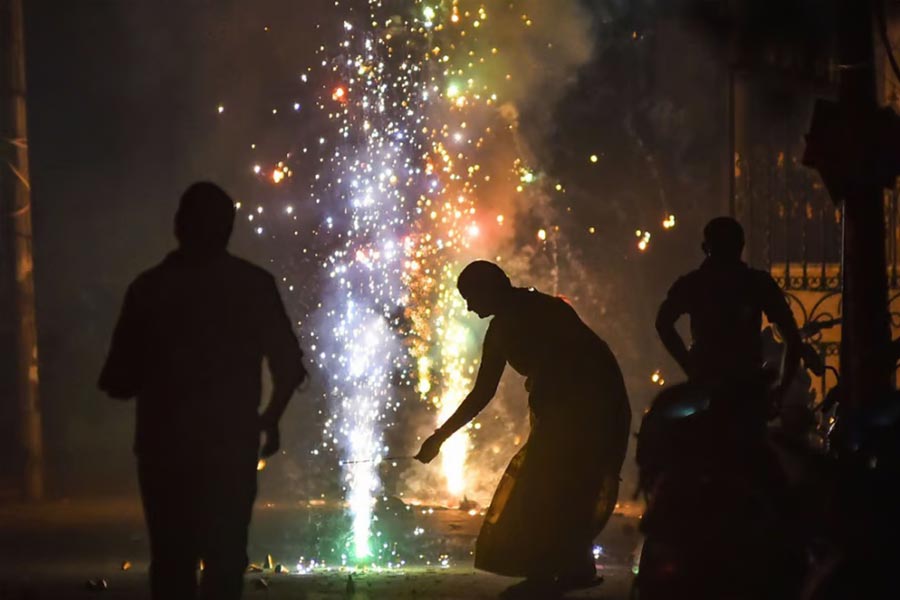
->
xmin=416 ymin=325 xmax=505 ymax=463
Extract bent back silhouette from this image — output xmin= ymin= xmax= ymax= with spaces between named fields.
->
xmin=415 ymin=261 xmax=631 ymax=598
xmin=99 ymin=182 xmax=306 ymax=600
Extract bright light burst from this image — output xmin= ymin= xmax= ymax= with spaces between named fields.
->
xmin=662 ymin=213 xmax=676 ymax=229
xmin=309 ymin=0 xmax=419 ymax=561
xmin=635 ymin=229 xmax=651 ymax=251
xmin=305 ymin=0 xmax=518 ymax=561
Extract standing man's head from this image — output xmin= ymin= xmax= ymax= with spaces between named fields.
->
xmin=702 ymin=216 xmax=744 ymax=261
xmin=457 ymin=260 xmax=512 ymax=318
xmin=175 ymin=182 xmax=236 ymax=253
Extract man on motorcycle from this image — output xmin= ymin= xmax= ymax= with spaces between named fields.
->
xmin=639 ymin=217 xmax=806 ymax=598
xmin=656 ymin=216 xmax=802 ymax=404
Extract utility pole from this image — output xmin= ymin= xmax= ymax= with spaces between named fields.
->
xmin=803 ymin=0 xmax=896 ymax=413
xmin=803 ymin=3 xmax=900 ymax=590
xmin=1 ymin=0 xmax=44 ymax=501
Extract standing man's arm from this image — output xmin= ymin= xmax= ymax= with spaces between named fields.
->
xmin=258 ymin=275 xmax=307 ymax=458
xmin=656 ymin=278 xmax=692 ymax=378
xmin=761 ymin=276 xmax=802 ymax=395
xmin=98 ymin=283 xmax=144 ymax=399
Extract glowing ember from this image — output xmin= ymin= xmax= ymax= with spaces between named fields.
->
xmin=636 ymin=229 xmax=651 ymax=251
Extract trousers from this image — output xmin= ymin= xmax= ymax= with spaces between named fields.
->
xmin=138 ymin=453 xmax=257 ymax=600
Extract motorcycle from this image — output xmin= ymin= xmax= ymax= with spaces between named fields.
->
xmin=633 ymin=315 xmax=900 ymax=599
xmin=796 ymin=375 xmax=900 ymax=599
xmin=633 ymin=375 xmax=805 ymax=599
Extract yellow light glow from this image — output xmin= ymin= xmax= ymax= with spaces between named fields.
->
xmin=635 ymin=230 xmax=652 ymax=251
xmin=417 ymin=356 xmax=432 ymax=395
xmin=663 ymin=214 xmax=676 ymax=229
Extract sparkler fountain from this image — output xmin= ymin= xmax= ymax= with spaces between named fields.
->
xmin=311 ymin=9 xmax=417 ymax=560
xmin=311 ymin=0 xmax=551 ymax=560
xmin=312 ymin=0 xmax=525 ymax=559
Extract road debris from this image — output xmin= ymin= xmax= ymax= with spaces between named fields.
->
xmin=84 ymin=578 xmax=108 ymax=591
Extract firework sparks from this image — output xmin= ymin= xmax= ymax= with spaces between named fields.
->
xmin=636 ymin=229 xmax=651 ymax=251
xmin=662 ymin=214 xmax=676 ymax=229
xmin=237 ymin=0 xmax=595 ymax=564
xmin=310 ymin=1 xmax=554 ymax=536
xmin=306 ymin=1 xmax=421 ymax=560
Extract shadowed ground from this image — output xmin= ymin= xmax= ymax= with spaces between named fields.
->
xmin=0 ymin=498 xmax=640 ymax=599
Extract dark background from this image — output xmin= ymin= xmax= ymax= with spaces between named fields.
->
xmin=18 ymin=0 xmax=338 ymax=494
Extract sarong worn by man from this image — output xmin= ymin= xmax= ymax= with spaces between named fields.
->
xmin=416 ymin=261 xmax=631 ymax=586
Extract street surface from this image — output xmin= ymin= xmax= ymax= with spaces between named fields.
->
xmin=0 ymin=497 xmax=641 ymax=599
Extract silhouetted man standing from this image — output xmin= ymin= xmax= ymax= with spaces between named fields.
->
xmin=99 ymin=182 xmax=306 ymax=600
xmin=656 ymin=217 xmax=801 ymax=401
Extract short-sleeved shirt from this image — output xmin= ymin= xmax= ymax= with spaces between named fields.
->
xmin=99 ymin=250 xmax=305 ymax=459
xmin=661 ymin=259 xmax=793 ymax=379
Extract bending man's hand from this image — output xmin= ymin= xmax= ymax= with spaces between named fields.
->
xmin=415 ymin=432 xmax=445 ymax=464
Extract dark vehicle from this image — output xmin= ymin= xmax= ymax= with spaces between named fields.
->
xmin=634 ymin=318 xmax=900 ymax=599
xmin=633 ymin=376 xmax=803 ymax=600
xmin=797 ymin=381 xmax=900 ymax=600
